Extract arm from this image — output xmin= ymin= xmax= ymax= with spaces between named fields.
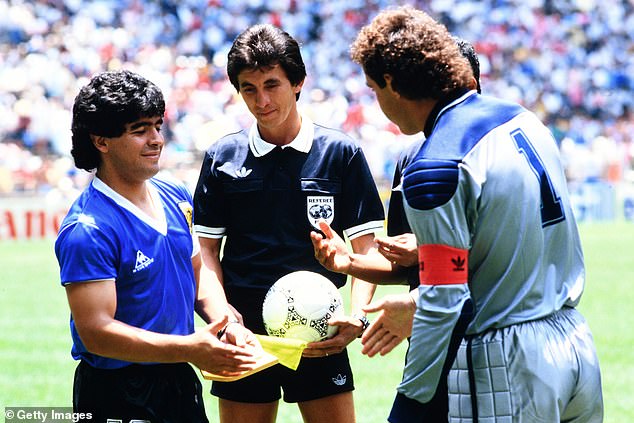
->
xmin=194 ymin=237 xmax=232 ymax=324
xmin=65 ymin=279 xmax=258 ymax=376
xmin=304 ymin=232 xmax=386 ymax=357
xmin=197 ymin=237 xmax=254 ymax=348
xmin=348 ymin=233 xmax=379 ymax=315
xmin=360 ymin=289 xmax=417 ymax=357
xmin=310 ymin=220 xmax=407 ymax=284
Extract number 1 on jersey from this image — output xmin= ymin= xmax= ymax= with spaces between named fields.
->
xmin=511 ymin=129 xmax=565 ymax=227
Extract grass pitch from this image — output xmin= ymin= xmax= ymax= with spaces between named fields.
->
xmin=0 ymin=221 xmax=632 ymax=422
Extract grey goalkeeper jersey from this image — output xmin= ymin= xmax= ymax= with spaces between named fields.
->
xmin=399 ymin=91 xmax=585 ymax=403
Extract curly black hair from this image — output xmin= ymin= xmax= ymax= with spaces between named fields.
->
xmin=70 ymin=70 xmax=165 ymax=171
xmin=351 ymin=6 xmax=473 ymax=101
xmin=227 ymin=24 xmax=306 ymax=101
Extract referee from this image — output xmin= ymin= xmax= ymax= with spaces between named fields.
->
xmin=193 ymin=24 xmax=385 ymax=423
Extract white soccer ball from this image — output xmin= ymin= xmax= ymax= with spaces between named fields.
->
xmin=262 ymin=271 xmax=344 ymax=342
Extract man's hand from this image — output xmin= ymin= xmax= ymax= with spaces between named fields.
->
xmin=360 ymin=293 xmax=416 ymax=357
xmin=220 ymin=320 xmax=260 ymax=350
xmin=310 ymin=220 xmax=352 ymax=274
xmin=375 ymin=233 xmax=418 ymax=267
xmin=187 ymin=318 xmax=261 ymax=376
xmin=302 ymin=315 xmax=364 ymax=358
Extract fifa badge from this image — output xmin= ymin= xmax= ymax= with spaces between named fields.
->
xmin=306 ymin=196 xmax=334 ymax=229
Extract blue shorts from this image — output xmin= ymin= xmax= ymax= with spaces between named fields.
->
xmin=214 ymin=286 xmax=354 ymax=403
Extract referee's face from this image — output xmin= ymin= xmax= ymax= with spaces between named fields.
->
xmin=237 ymin=65 xmax=303 ymax=144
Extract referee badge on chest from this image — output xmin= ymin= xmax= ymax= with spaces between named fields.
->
xmin=307 ymin=196 xmax=334 ymax=228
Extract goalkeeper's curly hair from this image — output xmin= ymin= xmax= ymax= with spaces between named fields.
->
xmin=70 ymin=70 xmax=165 ymax=171
xmin=351 ymin=6 xmax=473 ymax=101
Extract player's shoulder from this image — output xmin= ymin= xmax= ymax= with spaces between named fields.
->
xmin=425 ymin=94 xmax=526 ymax=161
xmin=56 ymin=187 xmax=114 ymax=247
xmin=206 ymin=129 xmax=249 ymax=154
xmin=312 ymin=123 xmax=358 ymax=147
xmin=150 ymin=174 xmax=192 ymax=202
xmin=402 ymin=158 xmax=461 ymax=211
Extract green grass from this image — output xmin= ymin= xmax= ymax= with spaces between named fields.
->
xmin=1 ymin=221 xmax=632 ymax=422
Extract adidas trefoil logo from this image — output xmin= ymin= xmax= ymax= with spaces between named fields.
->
xmin=235 ymin=167 xmax=252 ymax=178
xmin=133 ymin=250 xmax=154 ymax=273
xmin=332 ymin=374 xmax=347 ymax=386
xmin=452 ymin=256 xmax=466 ymax=272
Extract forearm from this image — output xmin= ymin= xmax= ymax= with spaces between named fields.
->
xmin=196 ymin=237 xmax=233 ymax=323
xmin=346 ymin=250 xmax=409 ymax=284
xmin=78 ymin=319 xmax=200 ymax=364
xmin=350 ymin=277 xmax=376 ymax=315
xmin=195 ymin=262 xmax=233 ymax=324
xmin=349 ymin=234 xmax=382 ymax=314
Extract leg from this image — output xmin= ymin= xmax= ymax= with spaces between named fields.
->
xmin=219 ymin=398 xmax=279 ymax=423
xmin=298 ymin=391 xmax=355 ymax=423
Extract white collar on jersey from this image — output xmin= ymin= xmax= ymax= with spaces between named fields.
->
xmin=248 ymin=114 xmax=314 ymax=157
xmin=92 ymin=177 xmax=168 ymax=235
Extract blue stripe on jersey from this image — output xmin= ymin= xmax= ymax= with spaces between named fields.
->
xmin=403 ymin=94 xmax=525 ymax=210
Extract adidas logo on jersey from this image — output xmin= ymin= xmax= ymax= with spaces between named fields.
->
xmin=133 ymin=250 xmax=154 ymax=273
xmin=332 ymin=374 xmax=347 ymax=386
xmin=235 ymin=166 xmax=252 ymax=178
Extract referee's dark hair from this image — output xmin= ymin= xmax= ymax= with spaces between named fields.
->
xmin=70 ymin=70 xmax=165 ymax=171
xmin=227 ymin=24 xmax=307 ymax=101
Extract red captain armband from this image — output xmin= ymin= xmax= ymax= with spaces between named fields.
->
xmin=418 ymin=244 xmax=468 ymax=285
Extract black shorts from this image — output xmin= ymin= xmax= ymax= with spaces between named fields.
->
xmin=213 ymin=286 xmax=354 ymax=403
xmin=73 ymin=361 xmax=208 ymax=423
xmin=212 ymin=351 xmax=354 ymax=403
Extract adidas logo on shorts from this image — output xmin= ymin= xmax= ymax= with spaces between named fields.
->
xmin=332 ymin=373 xmax=347 ymax=386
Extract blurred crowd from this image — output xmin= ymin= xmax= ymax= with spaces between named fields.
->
xmin=1 ymin=0 xmax=633 ymax=201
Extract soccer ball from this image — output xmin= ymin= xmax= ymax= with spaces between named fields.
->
xmin=262 ymin=271 xmax=344 ymax=342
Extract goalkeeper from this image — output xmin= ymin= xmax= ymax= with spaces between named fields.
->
xmin=312 ymin=6 xmax=603 ymax=423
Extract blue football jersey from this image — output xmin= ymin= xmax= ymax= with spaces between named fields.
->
xmin=55 ymin=176 xmax=198 ymax=369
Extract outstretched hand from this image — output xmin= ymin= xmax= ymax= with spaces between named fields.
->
xmin=360 ymin=293 xmax=416 ymax=357
xmin=310 ymin=220 xmax=352 ymax=274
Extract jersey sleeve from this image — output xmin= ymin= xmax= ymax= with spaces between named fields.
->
xmin=193 ymin=148 xmax=227 ymax=239
xmin=340 ymin=146 xmax=385 ymax=240
xmin=55 ymin=218 xmax=119 ymax=285
xmin=397 ymin=161 xmax=475 ymax=403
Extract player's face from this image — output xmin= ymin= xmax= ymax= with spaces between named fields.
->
xmin=96 ymin=116 xmax=164 ymax=183
xmin=365 ymin=74 xmax=419 ymax=136
xmin=237 ymin=65 xmax=303 ymax=142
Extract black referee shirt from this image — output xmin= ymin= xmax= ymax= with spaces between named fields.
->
xmin=194 ymin=120 xmax=385 ymax=291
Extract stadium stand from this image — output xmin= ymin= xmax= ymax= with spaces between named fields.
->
xmin=1 ymin=0 xmax=633 ymax=222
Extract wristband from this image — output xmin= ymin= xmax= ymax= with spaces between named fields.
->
xmin=216 ymin=318 xmax=240 ymax=339
xmin=352 ymin=313 xmax=370 ymax=338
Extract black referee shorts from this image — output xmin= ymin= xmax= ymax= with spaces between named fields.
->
xmin=73 ymin=361 xmax=208 ymax=423
xmin=212 ymin=351 xmax=354 ymax=403
xmin=216 ymin=286 xmax=354 ymax=403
